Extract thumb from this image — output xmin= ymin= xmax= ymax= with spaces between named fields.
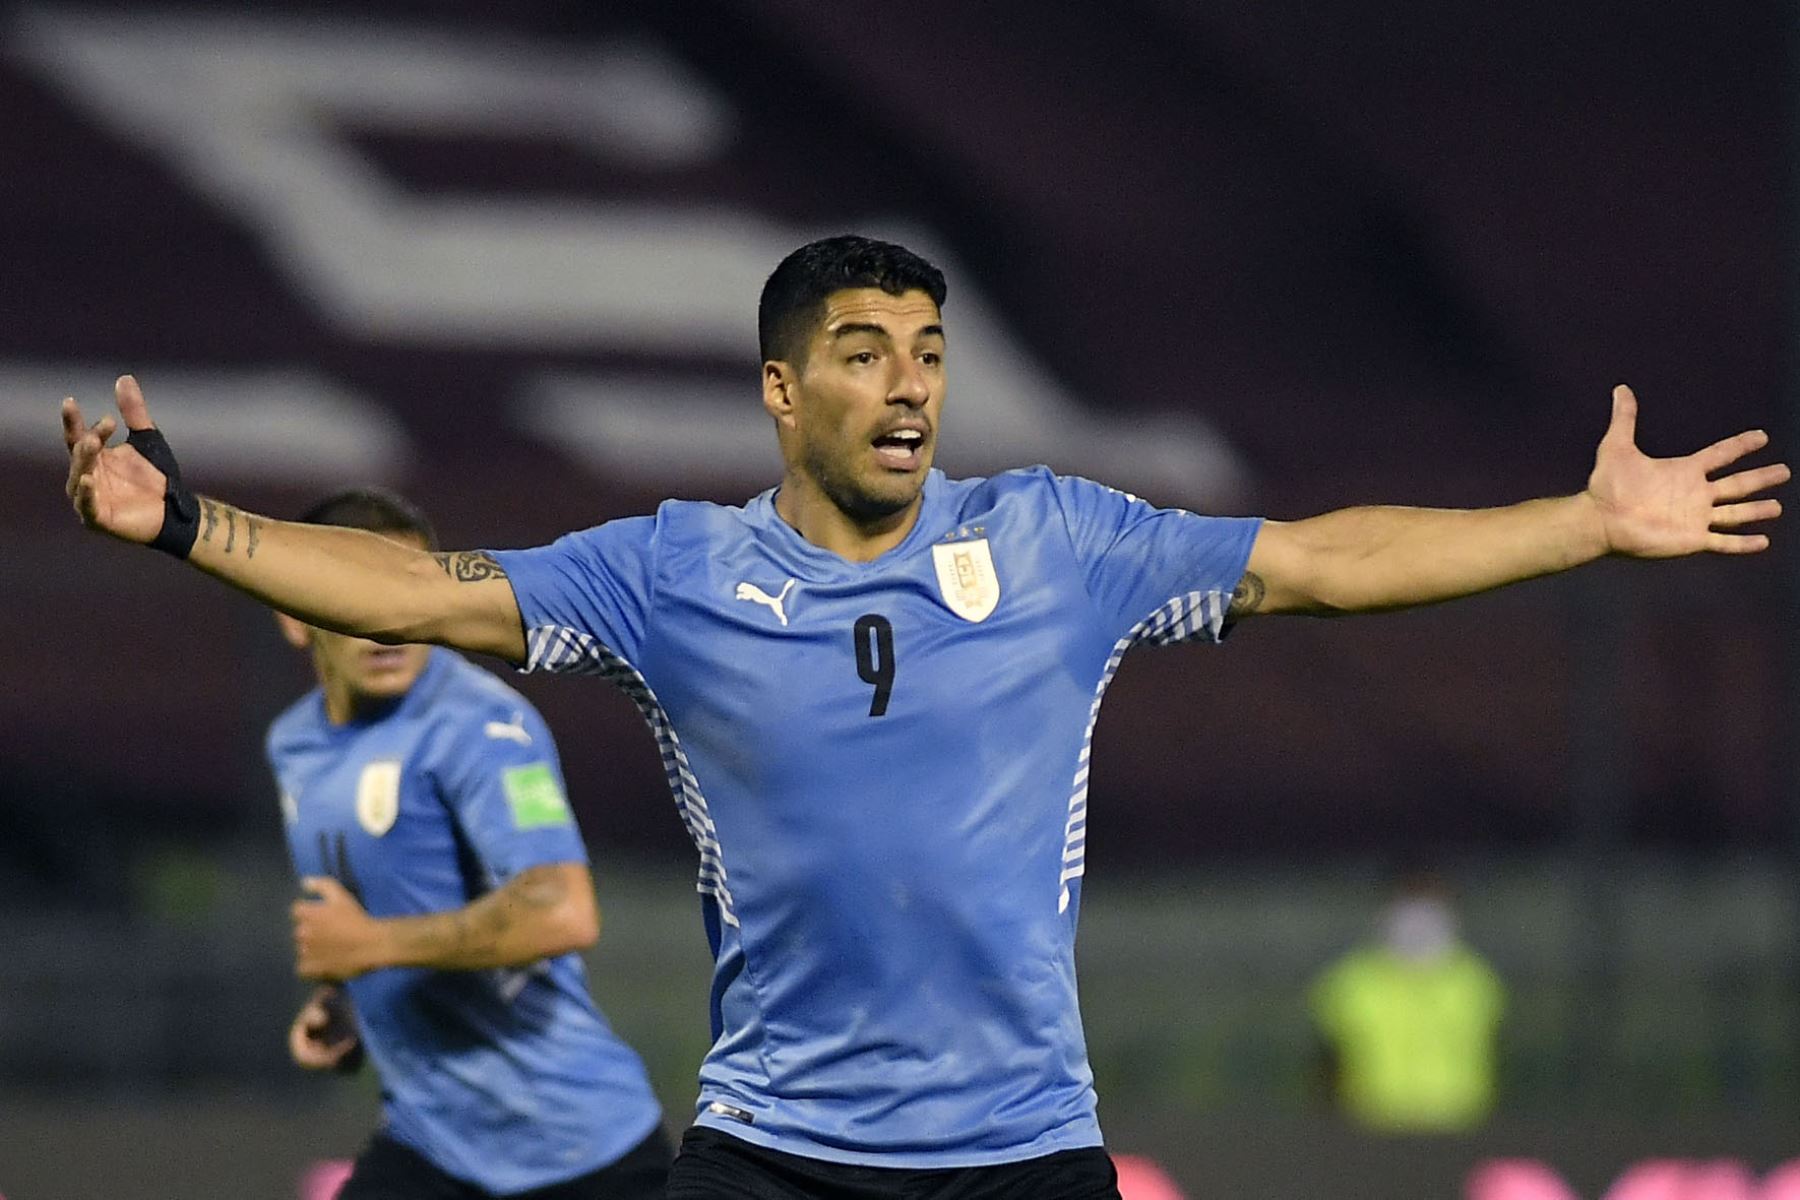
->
xmin=115 ymin=374 xmax=155 ymax=432
xmin=1603 ymin=383 xmax=1638 ymax=450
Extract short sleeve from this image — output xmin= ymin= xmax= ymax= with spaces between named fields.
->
xmin=437 ymin=703 xmax=589 ymax=878
xmin=1048 ymin=474 xmax=1262 ymax=643
xmin=488 ymin=516 xmax=657 ymax=672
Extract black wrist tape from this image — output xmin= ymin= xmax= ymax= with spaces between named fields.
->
xmin=125 ymin=426 xmax=201 ymax=559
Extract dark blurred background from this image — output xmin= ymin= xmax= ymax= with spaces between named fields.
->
xmin=0 ymin=1 xmax=1794 ymax=1196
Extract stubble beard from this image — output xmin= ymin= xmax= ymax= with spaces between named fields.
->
xmin=806 ymin=441 xmax=921 ymax=525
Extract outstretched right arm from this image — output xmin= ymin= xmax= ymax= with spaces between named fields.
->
xmin=62 ymin=375 xmax=526 ymax=663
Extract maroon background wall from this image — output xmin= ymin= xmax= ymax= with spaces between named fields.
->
xmin=0 ymin=0 xmax=1787 ymax=908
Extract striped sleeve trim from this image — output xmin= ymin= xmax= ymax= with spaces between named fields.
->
xmin=525 ymin=625 xmax=738 ymax=926
xmin=1057 ymin=589 xmax=1229 ymax=912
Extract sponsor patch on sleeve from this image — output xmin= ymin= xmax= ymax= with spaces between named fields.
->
xmin=501 ymin=762 xmax=572 ymax=829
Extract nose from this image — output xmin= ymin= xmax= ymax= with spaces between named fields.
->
xmin=888 ymin=360 xmax=930 ymax=408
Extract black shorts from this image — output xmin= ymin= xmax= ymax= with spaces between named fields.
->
xmin=664 ymin=1126 xmax=1122 ymax=1200
xmin=336 ymin=1124 xmax=672 ymax=1200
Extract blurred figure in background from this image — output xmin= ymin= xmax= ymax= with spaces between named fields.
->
xmin=1311 ymin=870 xmax=1504 ymax=1134
xmin=270 ymin=489 xmax=669 ymax=1200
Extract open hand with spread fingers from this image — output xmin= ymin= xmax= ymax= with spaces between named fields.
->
xmin=60 ymin=374 xmax=174 ymax=545
xmin=1587 ymin=385 xmax=1789 ymax=557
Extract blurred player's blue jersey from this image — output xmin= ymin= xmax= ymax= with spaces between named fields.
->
xmin=492 ymin=468 xmax=1260 ymax=1168
xmin=266 ymin=649 xmax=662 ymax=1194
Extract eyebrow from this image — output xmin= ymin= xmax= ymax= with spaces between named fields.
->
xmin=829 ymin=322 xmax=946 ymax=341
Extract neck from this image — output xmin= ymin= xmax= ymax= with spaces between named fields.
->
xmin=322 ymin=679 xmax=363 ymax=725
xmin=773 ymin=470 xmax=923 ymax=563
xmin=320 ymin=676 xmax=404 ymax=726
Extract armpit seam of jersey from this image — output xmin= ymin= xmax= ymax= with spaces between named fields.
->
xmin=1057 ymin=589 xmax=1228 ymax=912
xmin=521 ymin=625 xmax=740 ymax=928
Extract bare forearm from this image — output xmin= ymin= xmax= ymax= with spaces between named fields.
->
xmin=186 ymin=497 xmax=518 ymax=655
xmin=366 ymin=865 xmax=597 ymax=972
xmin=1260 ymin=493 xmax=1609 ymax=614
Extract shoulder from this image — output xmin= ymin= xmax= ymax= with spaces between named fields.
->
xmin=551 ymin=501 xmax=752 ymax=559
xmin=1318 ymin=946 xmax=1384 ymax=988
xmin=939 ymin=465 xmax=1065 ymax=516
xmin=433 ymin=653 xmax=549 ymax=730
xmin=415 ymin=656 xmax=559 ymax=778
xmin=1450 ymin=948 xmax=1505 ymax=989
xmin=945 ymin=468 xmax=1150 ymax=534
xmin=652 ymin=495 xmax=760 ymax=544
xmin=265 ymin=691 xmax=323 ymax=757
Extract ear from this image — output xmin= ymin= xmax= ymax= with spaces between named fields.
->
xmin=274 ymin=611 xmax=313 ymax=650
xmin=762 ymin=360 xmax=798 ymax=429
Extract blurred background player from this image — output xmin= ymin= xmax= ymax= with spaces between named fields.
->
xmin=267 ymin=488 xmax=669 ymax=1200
xmin=1310 ymin=868 xmax=1505 ymax=1134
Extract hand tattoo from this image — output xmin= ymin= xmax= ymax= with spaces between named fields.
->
xmin=1228 ymin=570 xmax=1266 ymax=618
xmin=432 ymin=551 xmax=507 ymax=583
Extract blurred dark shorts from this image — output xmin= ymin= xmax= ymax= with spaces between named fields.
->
xmin=664 ymin=1125 xmax=1122 ymax=1200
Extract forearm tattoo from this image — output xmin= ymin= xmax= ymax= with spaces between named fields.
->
xmin=432 ymin=551 xmax=507 ymax=583
xmin=409 ymin=865 xmax=568 ymax=962
xmin=1228 ymin=569 xmax=1266 ymax=617
xmin=197 ymin=498 xmax=264 ymax=559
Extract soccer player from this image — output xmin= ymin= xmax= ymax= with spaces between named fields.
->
xmin=264 ymin=488 xmax=669 ymax=1200
xmin=61 ymin=236 xmax=1785 ymax=1200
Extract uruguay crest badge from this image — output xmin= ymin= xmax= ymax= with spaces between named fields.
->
xmin=355 ymin=760 xmax=402 ymax=836
xmin=931 ymin=538 xmax=1000 ymax=622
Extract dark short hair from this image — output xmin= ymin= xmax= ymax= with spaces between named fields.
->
xmin=298 ymin=487 xmax=437 ymax=550
xmin=758 ymin=234 xmax=948 ymax=365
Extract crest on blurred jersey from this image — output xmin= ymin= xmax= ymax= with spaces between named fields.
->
xmin=932 ymin=539 xmax=1000 ymax=623
xmin=355 ymin=761 xmax=402 ymax=836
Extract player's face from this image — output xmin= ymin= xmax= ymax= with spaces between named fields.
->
xmin=786 ymin=288 xmax=945 ymax=521
xmin=297 ymin=531 xmax=433 ymax=721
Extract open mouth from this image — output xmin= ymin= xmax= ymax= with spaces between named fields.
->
xmin=871 ymin=427 xmax=926 ymax=470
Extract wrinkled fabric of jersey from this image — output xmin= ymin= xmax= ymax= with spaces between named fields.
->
xmin=493 ymin=468 xmax=1260 ymax=1167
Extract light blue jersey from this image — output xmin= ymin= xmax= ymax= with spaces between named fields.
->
xmin=491 ymin=468 xmax=1260 ymax=1168
xmin=267 ymin=649 xmax=663 ymax=1195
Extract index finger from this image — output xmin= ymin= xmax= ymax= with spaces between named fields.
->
xmin=61 ymin=396 xmax=87 ymax=450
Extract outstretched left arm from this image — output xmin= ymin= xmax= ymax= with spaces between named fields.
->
xmin=1231 ymin=386 xmax=1789 ymax=618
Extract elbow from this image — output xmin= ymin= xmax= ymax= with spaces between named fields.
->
xmin=563 ymin=901 xmax=601 ymax=952
xmin=1286 ymin=559 xmax=1372 ymax=617
xmin=1297 ymin=594 xmax=1354 ymax=618
xmin=1266 ymin=574 xmax=1354 ymax=617
xmin=540 ymin=896 xmax=600 ymax=957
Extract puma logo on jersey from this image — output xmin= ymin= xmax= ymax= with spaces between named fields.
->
xmin=484 ymin=712 xmax=533 ymax=745
xmin=734 ymin=578 xmax=797 ymax=626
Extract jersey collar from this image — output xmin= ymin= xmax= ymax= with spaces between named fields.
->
xmin=747 ymin=470 xmax=947 ymax=574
